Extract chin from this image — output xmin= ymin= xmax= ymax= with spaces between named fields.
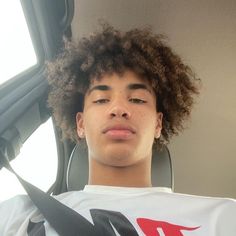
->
xmin=102 ymin=148 xmax=140 ymax=167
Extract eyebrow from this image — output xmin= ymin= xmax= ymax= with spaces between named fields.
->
xmin=87 ymin=83 xmax=152 ymax=94
xmin=127 ymin=83 xmax=152 ymax=93
xmin=87 ymin=85 xmax=111 ymax=94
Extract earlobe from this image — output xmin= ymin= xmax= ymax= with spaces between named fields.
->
xmin=76 ymin=112 xmax=85 ymax=138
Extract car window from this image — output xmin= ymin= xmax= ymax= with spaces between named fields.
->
xmin=0 ymin=1 xmax=37 ymax=85
xmin=0 ymin=118 xmax=58 ymax=202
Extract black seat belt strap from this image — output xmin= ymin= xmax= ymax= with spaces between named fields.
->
xmin=0 ymin=149 xmax=94 ymax=236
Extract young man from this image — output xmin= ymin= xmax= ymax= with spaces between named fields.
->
xmin=1 ymin=25 xmax=236 ymax=235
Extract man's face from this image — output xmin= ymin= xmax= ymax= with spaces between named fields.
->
xmin=76 ymin=70 xmax=162 ymax=167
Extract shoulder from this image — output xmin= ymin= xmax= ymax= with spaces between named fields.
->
xmin=0 ymin=195 xmax=35 ymax=234
xmin=173 ymin=192 xmax=236 ymax=219
xmin=182 ymin=191 xmax=236 ymax=205
xmin=0 ymin=194 xmax=34 ymax=212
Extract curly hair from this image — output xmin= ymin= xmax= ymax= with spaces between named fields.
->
xmin=46 ymin=24 xmax=200 ymax=147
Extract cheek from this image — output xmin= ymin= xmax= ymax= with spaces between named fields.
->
xmin=83 ymin=111 xmax=102 ymax=138
xmin=137 ymin=112 xmax=157 ymax=135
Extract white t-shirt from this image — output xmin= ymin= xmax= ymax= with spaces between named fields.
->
xmin=0 ymin=185 xmax=236 ymax=235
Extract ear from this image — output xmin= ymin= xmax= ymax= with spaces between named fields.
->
xmin=155 ymin=112 xmax=163 ymax=139
xmin=76 ymin=112 xmax=85 ymax=138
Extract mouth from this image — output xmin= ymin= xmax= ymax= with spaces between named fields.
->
xmin=102 ymin=125 xmax=136 ymax=140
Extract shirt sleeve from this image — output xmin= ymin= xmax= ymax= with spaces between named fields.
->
xmin=216 ymin=198 xmax=236 ymax=235
xmin=0 ymin=195 xmax=34 ymax=235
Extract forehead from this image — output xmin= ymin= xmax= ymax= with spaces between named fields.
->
xmin=88 ymin=70 xmax=154 ymax=92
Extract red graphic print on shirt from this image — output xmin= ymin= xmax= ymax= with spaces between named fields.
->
xmin=137 ymin=218 xmax=200 ymax=236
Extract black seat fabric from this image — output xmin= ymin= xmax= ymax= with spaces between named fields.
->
xmin=66 ymin=144 xmax=173 ymax=191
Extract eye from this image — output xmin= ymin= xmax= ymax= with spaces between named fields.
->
xmin=93 ymin=99 xmax=109 ymax=104
xmin=129 ymin=98 xmax=147 ymax=104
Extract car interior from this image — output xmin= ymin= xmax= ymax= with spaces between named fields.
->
xmin=0 ymin=0 xmax=235 ymax=204
xmin=0 ymin=0 xmax=173 ymax=198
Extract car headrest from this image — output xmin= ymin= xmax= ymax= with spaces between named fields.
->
xmin=66 ymin=144 xmax=173 ymax=191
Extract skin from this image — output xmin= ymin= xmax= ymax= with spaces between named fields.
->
xmin=76 ymin=70 xmax=163 ymax=187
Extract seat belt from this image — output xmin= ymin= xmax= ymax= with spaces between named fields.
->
xmin=0 ymin=149 xmax=95 ymax=236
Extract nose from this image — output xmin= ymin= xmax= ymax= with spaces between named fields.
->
xmin=108 ymin=103 xmax=131 ymax=119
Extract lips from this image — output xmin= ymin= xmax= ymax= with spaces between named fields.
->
xmin=102 ymin=124 xmax=136 ymax=140
xmin=103 ymin=125 xmax=136 ymax=133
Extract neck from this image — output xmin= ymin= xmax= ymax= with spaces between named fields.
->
xmin=88 ymin=157 xmax=152 ymax=187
